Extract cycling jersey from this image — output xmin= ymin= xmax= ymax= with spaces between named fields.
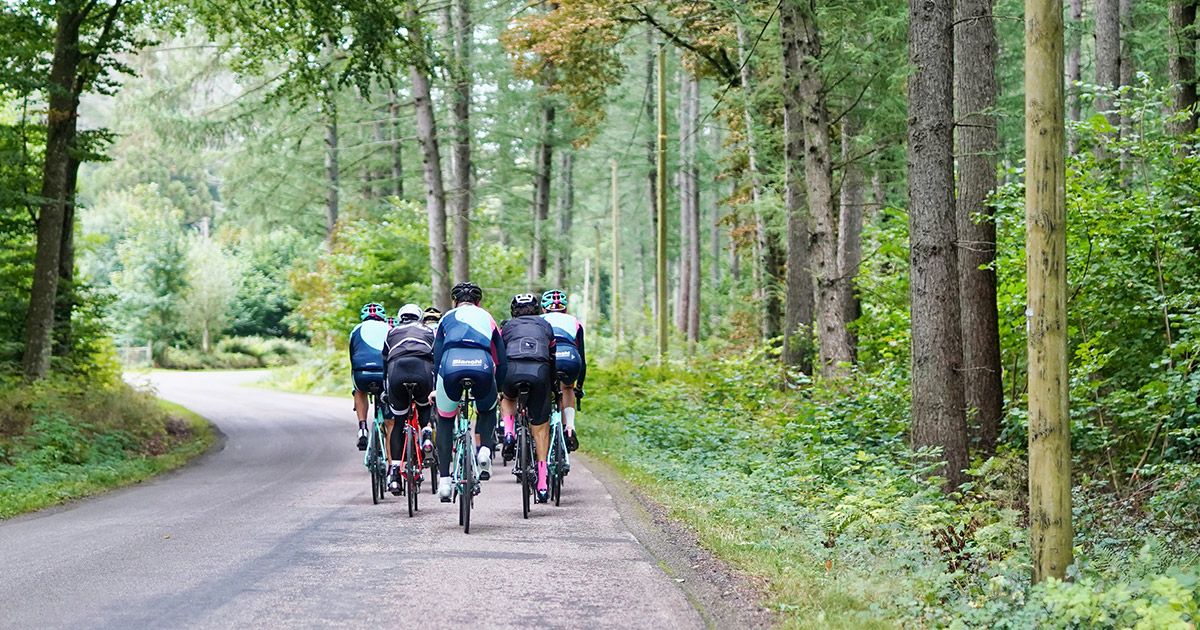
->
xmin=349 ymin=318 xmax=389 ymax=372
xmin=383 ymin=322 xmax=435 ymax=362
xmin=433 ymin=304 xmax=506 ymax=384
xmin=542 ymin=311 xmax=586 ymax=388
xmin=501 ymin=315 xmax=556 ymax=364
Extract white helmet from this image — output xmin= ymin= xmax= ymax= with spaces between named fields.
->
xmin=397 ymin=303 xmax=422 ymax=323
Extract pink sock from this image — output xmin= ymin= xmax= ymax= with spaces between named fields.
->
xmin=503 ymin=415 xmax=515 ymax=436
xmin=537 ymin=461 xmax=549 ymax=492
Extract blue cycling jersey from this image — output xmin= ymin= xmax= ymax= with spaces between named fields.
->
xmin=349 ymin=318 xmax=389 ymax=372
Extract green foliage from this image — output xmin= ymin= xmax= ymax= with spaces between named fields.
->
xmin=585 ymin=354 xmax=1200 ymax=627
xmin=0 ymin=375 xmax=214 ymax=519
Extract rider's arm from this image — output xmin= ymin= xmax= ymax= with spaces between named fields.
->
xmin=432 ymin=319 xmax=446 ymax=370
xmin=492 ymin=324 xmax=507 ymax=385
xmin=576 ymin=322 xmax=586 ymax=389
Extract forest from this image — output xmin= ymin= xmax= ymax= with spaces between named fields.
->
xmin=2 ymin=0 xmax=1200 ymax=625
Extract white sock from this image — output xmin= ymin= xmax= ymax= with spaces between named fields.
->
xmin=563 ymin=407 xmax=576 ymax=432
xmin=477 ymin=446 xmax=491 ymax=462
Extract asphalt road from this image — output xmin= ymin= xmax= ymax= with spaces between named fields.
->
xmin=0 ymin=370 xmax=703 ymax=629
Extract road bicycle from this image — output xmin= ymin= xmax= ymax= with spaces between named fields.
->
xmin=362 ymin=387 xmax=389 ymax=505
xmin=512 ymin=383 xmax=537 ymax=518
xmin=396 ymin=383 xmax=425 ymax=517
xmin=547 ymin=372 xmax=572 ymax=506
xmin=450 ymin=379 xmax=480 ymax=533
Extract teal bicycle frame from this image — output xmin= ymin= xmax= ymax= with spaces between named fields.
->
xmin=363 ymin=392 xmax=389 ymax=504
xmin=450 ymin=381 xmax=478 ymax=532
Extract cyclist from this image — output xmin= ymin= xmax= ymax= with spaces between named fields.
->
xmin=382 ymin=303 xmax=435 ymax=493
xmin=422 ymin=306 xmax=442 ymax=328
xmin=541 ymin=290 xmax=585 ymax=451
xmin=349 ymin=302 xmax=390 ymax=450
xmin=432 ymin=282 xmax=506 ymax=502
xmin=499 ymin=293 xmax=557 ymax=502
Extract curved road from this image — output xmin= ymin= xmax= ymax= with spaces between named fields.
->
xmin=0 ymin=371 xmax=702 ymax=629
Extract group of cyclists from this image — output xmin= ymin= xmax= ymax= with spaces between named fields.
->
xmin=347 ymin=282 xmax=586 ymax=506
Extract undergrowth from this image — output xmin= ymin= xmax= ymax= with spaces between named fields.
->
xmin=0 ymin=373 xmax=214 ymax=519
xmin=584 ymin=351 xmax=1200 ymax=628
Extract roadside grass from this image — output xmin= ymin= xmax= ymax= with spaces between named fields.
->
xmin=257 ymin=349 xmax=348 ymax=397
xmin=582 ymin=358 xmax=1200 ymax=628
xmin=0 ymin=387 xmax=215 ymax=520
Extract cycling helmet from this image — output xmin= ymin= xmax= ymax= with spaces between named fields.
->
xmin=397 ymin=303 xmax=422 ymax=323
xmin=422 ymin=306 xmax=442 ymax=325
xmin=451 ymin=281 xmax=483 ymax=304
xmin=386 ymin=316 xmax=396 ymax=327
xmin=510 ymin=293 xmax=540 ymax=317
xmin=541 ymin=290 xmax=568 ymax=312
xmin=360 ymin=302 xmax=387 ymax=321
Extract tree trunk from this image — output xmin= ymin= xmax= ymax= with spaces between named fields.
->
xmin=390 ymin=89 xmax=404 ymax=198
xmin=1169 ymin=0 xmax=1198 ymax=136
xmin=837 ymin=117 xmax=864 ymax=360
xmin=1118 ymin=0 xmax=1135 ymax=142
xmin=646 ymin=29 xmax=659 ymax=325
xmin=955 ymin=0 xmax=1004 ymax=454
xmin=908 ymin=0 xmax=969 ymax=490
xmin=780 ymin=0 xmax=814 ymax=370
xmin=1066 ymin=0 xmax=1083 ymax=154
xmin=408 ymin=14 xmax=450 ymax=309
xmin=450 ymin=0 xmax=472 ymax=283
xmin=737 ymin=21 xmax=780 ymax=341
xmin=675 ymin=70 xmax=692 ymax=337
xmin=554 ymin=151 xmax=575 ymax=288
xmin=531 ymin=103 xmax=555 ymax=287
xmin=686 ymin=76 xmax=701 ymax=345
xmin=22 ymin=2 xmax=85 ymax=380
xmin=789 ymin=1 xmax=851 ymax=374
xmin=1026 ymin=0 xmax=1072 ymax=582
xmin=1095 ymin=0 xmax=1121 ymax=130
xmin=323 ymin=91 xmax=339 ymax=242
xmin=53 ymin=155 xmax=80 ymax=357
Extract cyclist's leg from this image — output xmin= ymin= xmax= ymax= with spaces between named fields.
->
xmin=434 ymin=372 xmax=461 ymax=478
xmin=473 ymin=376 xmax=498 ymax=454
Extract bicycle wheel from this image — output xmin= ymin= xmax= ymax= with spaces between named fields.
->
xmin=406 ymin=429 xmax=418 ymax=517
xmin=553 ymin=431 xmax=566 ymax=506
xmin=460 ymin=439 xmax=472 ymax=534
xmin=518 ymin=426 xmax=530 ymax=519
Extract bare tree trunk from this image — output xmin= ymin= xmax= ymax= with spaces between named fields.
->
xmin=780 ymin=0 xmax=814 ymax=370
xmin=956 ymin=0 xmax=1004 ymax=454
xmin=1095 ymin=0 xmax=1121 ymax=130
xmin=1066 ymin=0 xmax=1083 ymax=154
xmin=837 ymin=117 xmax=864 ymax=359
xmin=450 ymin=0 xmax=472 ymax=283
xmin=675 ymin=68 xmax=691 ymax=334
xmin=1026 ymin=0 xmax=1072 ymax=582
xmin=408 ymin=13 xmax=450 ymax=309
xmin=531 ymin=103 xmax=555 ymax=286
xmin=554 ymin=151 xmax=575 ymax=288
xmin=737 ymin=20 xmax=780 ymax=341
xmin=1169 ymin=0 xmax=1198 ymax=136
xmin=390 ymin=89 xmax=403 ymax=198
xmin=1118 ymin=0 xmax=1135 ymax=143
xmin=788 ymin=1 xmax=851 ymax=374
xmin=686 ymin=76 xmax=701 ymax=345
xmin=908 ymin=0 xmax=969 ymax=490
xmin=53 ymin=155 xmax=80 ymax=357
xmin=323 ymin=90 xmax=339 ymax=242
xmin=23 ymin=2 xmax=85 ymax=380
xmin=646 ymin=29 xmax=659 ymax=325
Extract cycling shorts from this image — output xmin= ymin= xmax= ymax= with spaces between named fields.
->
xmin=435 ymin=347 xmax=498 ymax=418
xmin=500 ymin=360 xmax=552 ymax=425
xmin=385 ymin=356 xmax=434 ymax=418
xmin=352 ymin=369 xmax=384 ymax=395
xmin=554 ymin=343 xmax=583 ymax=386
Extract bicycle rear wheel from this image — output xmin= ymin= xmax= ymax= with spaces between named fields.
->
xmin=518 ymin=426 xmax=531 ymax=519
xmin=406 ymin=429 xmax=418 ymax=517
xmin=460 ymin=441 xmax=472 ymax=533
xmin=553 ymin=430 xmax=566 ymax=506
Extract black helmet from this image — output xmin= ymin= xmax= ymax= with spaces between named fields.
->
xmin=422 ymin=306 xmax=442 ymax=324
xmin=451 ymin=282 xmax=483 ymax=304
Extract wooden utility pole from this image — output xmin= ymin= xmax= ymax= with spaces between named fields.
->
xmin=656 ymin=47 xmax=668 ymax=360
xmin=611 ymin=160 xmax=621 ymax=343
xmin=1026 ymin=0 xmax=1072 ymax=583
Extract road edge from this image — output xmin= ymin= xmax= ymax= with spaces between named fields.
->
xmin=580 ymin=453 xmax=778 ymax=629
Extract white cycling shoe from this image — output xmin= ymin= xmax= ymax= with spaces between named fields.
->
xmin=438 ymin=476 xmax=453 ymax=502
xmin=477 ymin=447 xmax=492 ymax=481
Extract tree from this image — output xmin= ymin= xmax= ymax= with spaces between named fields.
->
xmin=907 ymin=0 xmax=969 ymax=489
xmin=1168 ymin=0 xmax=1198 ymax=135
xmin=21 ymin=0 xmax=145 ymax=379
xmin=955 ymin=0 xmax=1004 ymax=453
xmin=448 ymin=0 xmax=472 ymax=283
xmin=184 ymin=236 xmax=242 ymax=353
xmin=1095 ymin=0 xmax=1121 ymax=131
xmin=1025 ymin=0 xmax=1072 ymax=583
xmin=780 ymin=0 xmax=814 ymax=370
xmin=408 ymin=8 xmax=451 ymax=309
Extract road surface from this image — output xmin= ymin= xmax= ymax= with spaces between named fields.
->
xmin=0 ymin=371 xmax=704 ymax=629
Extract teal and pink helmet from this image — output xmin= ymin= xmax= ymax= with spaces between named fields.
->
xmin=541 ymin=290 xmax=567 ymax=312
xmin=360 ymin=302 xmax=387 ymax=322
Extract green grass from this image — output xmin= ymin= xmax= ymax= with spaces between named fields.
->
xmin=0 ymin=399 xmax=215 ymax=520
